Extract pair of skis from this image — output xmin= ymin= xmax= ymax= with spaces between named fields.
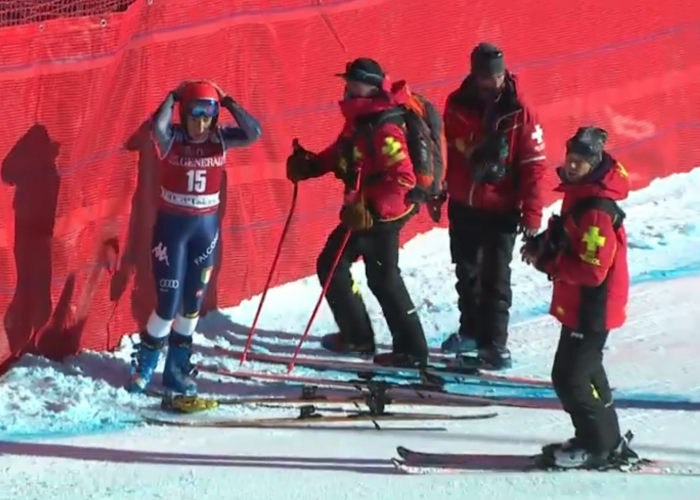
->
xmin=142 ymin=382 xmax=500 ymax=427
xmin=202 ymin=366 xmax=546 ymax=409
xmin=208 ymin=346 xmax=553 ymax=389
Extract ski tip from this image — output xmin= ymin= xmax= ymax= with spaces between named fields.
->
xmin=390 ymin=458 xmax=410 ymax=474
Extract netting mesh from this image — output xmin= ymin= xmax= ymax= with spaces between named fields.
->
xmin=1 ymin=0 xmax=699 ymax=370
xmin=0 ymin=0 xmax=136 ymax=27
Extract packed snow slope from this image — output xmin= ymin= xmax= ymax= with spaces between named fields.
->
xmin=1 ymin=169 xmax=700 ymax=500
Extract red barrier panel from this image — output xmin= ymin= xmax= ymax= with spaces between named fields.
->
xmin=1 ymin=0 xmax=699 ymax=372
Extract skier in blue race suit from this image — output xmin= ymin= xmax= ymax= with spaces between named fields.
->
xmin=127 ymin=80 xmax=261 ymax=407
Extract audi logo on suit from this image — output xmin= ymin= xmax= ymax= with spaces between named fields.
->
xmin=159 ymin=279 xmax=179 ymax=289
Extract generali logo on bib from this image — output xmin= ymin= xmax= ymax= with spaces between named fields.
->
xmin=168 ymin=155 xmax=225 ymax=168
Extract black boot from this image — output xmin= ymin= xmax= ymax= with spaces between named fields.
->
xmin=320 ymin=332 xmax=376 ymax=355
xmin=541 ymin=436 xmax=581 ymax=457
xmin=373 ymin=351 xmax=427 ymax=368
xmin=457 ymin=345 xmax=512 ymax=371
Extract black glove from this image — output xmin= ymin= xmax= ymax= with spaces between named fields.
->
xmin=220 ymin=95 xmax=238 ymax=107
xmin=426 ymin=189 xmax=447 ymax=223
xmin=520 ymin=232 xmax=555 ymax=278
xmin=524 ymin=215 xmax=570 ymax=268
xmin=286 ymin=140 xmax=321 ymax=183
xmin=520 ymin=232 xmax=544 ymax=262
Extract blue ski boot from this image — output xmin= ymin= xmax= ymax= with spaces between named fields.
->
xmin=160 ymin=332 xmax=217 ymax=413
xmin=127 ymin=332 xmax=165 ymax=393
xmin=162 ymin=331 xmax=198 ymax=396
xmin=440 ymin=332 xmax=478 ymax=354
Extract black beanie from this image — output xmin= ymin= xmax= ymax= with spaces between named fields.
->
xmin=566 ymin=127 xmax=608 ymax=167
xmin=470 ymin=43 xmax=505 ymax=75
xmin=336 ymin=58 xmax=385 ymax=86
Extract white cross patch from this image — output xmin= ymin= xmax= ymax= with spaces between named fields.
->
xmin=531 ymin=124 xmax=544 ymax=144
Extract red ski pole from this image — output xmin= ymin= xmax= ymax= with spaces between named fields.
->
xmin=286 ymin=227 xmax=351 ymax=373
xmin=239 ymin=141 xmax=301 ymax=365
xmin=287 ymin=164 xmax=364 ymax=373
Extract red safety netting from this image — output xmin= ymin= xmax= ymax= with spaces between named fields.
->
xmin=1 ymin=0 xmax=699 ymax=372
xmin=0 ymin=0 xmax=136 ymax=27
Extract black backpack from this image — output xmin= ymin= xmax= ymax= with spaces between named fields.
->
xmin=534 ymin=196 xmax=625 ymax=265
xmin=352 ymin=92 xmax=446 ymax=204
xmin=569 ymin=196 xmax=626 ymax=231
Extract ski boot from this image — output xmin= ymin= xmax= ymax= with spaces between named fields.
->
xmin=535 ymin=436 xmax=610 ymax=470
xmin=540 ymin=430 xmax=640 ymax=471
xmin=541 ymin=436 xmax=581 ymax=457
xmin=456 ymin=346 xmax=512 ymax=371
xmin=440 ymin=333 xmax=478 ymax=354
xmin=320 ymin=332 xmax=376 ymax=356
xmin=160 ymin=332 xmax=217 ymax=414
xmin=373 ymin=351 xmax=427 ymax=368
xmin=126 ymin=332 xmax=165 ymax=393
xmin=549 ymin=446 xmax=612 ymax=470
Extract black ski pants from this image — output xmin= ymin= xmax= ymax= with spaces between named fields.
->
xmin=448 ymin=200 xmax=517 ymax=349
xmin=316 ymin=212 xmax=427 ymax=357
xmin=551 ymin=326 xmax=621 ymax=455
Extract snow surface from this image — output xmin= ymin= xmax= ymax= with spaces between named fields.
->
xmin=2 ymin=169 xmax=700 ymax=499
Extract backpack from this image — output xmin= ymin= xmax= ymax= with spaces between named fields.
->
xmin=534 ymin=196 xmax=625 ymax=266
xmin=355 ymin=92 xmax=446 ymax=202
xmin=568 ymin=196 xmax=626 ymax=231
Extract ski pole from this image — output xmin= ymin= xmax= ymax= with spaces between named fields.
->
xmin=287 ymin=227 xmax=352 ymax=373
xmin=239 ymin=141 xmax=301 ymax=365
xmin=287 ymin=161 xmax=364 ymax=373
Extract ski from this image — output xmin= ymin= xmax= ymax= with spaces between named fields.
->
xmin=392 ymin=447 xmax=700 ymax=476
xmin=146 ymin=389 xmax=363 ymax=406
xmin=141 ymin=408 xmax=498 ymax=428
xmin=143 ymin=389 xmax=390 ymax=414
xmin=199 ymin=365 xmax=544 ymax=409
xmin=391 ymin=457 xmax=700 ymax=476
xmin=213 ymin=346 xmax=552 ymax=389
xmin=197 ymin=364 xmax=441 ymax=391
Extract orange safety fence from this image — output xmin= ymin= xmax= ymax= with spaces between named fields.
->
xmin=1 ymin=0 xmax=699 ymax=372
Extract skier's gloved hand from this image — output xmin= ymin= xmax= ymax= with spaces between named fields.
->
xmin=340 ymin=202 xmax=374 ymax=231
xmin=286 ymin=139 xmax=320 ymax=183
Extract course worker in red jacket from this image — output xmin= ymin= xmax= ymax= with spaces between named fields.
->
xmin=440 ymin=42 xmax=548 ymax=370
xmin=520 ymin=126 xmax=638 ymax=470
xmin=285 ymin=58 xmax=428 ymax=367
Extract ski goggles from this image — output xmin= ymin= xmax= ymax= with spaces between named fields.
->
xmin=188 ymin=99 xmax=219 ymax=118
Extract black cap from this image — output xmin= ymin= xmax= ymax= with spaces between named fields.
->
xmin=470 ymin=43 xmax=505 ymax=75
xmin=566 ymin=126 xmax=608 ymax=167
xmin=336 ymin=58 xmax=385 ymax=86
